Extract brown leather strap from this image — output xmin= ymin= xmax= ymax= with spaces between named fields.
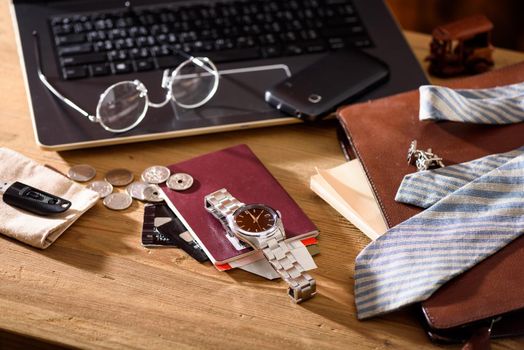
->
xmin=462 ymin=327 xmax=491 ymax=350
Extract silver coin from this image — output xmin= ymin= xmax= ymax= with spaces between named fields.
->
xmin=141 ymin=166 xmax=171 ymax=184
xmin=167 ymin=173 xmax=194 ymax=191
xmin=87 ymin=180 xmax=113 ymax=198
xmin=103 ymin=192 xmax=133 ymax=210
xmin=142 ymin=184 xmax=164 ymax=203
xmin=126 ymin=181 xmax=149 ymax=201
xmin=68 ymin=164 xmax=96 ymax=182
xmin=105 ymin=168 xmax=134 ymax=187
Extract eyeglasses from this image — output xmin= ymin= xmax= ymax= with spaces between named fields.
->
xmin=33 ymin=31 xmax=219 ymax=133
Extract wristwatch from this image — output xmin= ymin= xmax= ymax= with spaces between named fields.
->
xmin=204 ymin=188 xmax=316 ymax=303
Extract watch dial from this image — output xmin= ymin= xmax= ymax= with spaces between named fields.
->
xmin=235 ymin=206 xmax=276 ymax=233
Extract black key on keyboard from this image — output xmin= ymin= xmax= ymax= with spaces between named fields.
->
xmin=108 ymin=50 xmax=128 ymax=61
xmin=328 ymin=36 xmax=373 ymax=50
xmin=285 ymin=44 xmax=304 ymax=56
xmin=62 ymin=66 xmax=88 ymax=80
xmin=135 ymin=59 xmax=154 ymax=72
xmin=60 ymin=52 xmax=107 ymax=67
xmin=130 ymin=47 xmax=150 ymax=59
xmin=52 ymin=25 xmax=73 ymax=36
xmin=261 ymin=45 xmax=281 ymax=58
xmin=304 ymin=40 xmax=327 ymax=53
xmin=346 ymin=37 xmax=372 ymax=48
xmin=58 ymin=43 xmax=93 ymax=56
xmin=90 ymin=63 xmax=111 ymax=76
xmin=112 ymin=61 xmax=133 ymax=74
xmin=55 ymin=33 xmax=86 ymax=46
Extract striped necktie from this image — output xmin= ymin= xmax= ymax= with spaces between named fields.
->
xmin=354 ymin=149 xmax=524 ymax=319
xmin=419 ymin=82 xmax=524 ymax=124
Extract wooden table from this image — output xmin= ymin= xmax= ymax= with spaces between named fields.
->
xmin=1 ymin=1 xmax=523 ymax=347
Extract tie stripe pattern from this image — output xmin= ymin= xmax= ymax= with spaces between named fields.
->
xmin=396 ymin=147 xmax=524 ymax=208
xmin=354 ymin=151 xmax=524 ymax=319
xmin=419 ymin=82 xmax=524 ymax=124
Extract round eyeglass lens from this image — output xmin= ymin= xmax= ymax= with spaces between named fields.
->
xmin=96 ymin=81 xmax=148 ymax=132
xmin=170 ymin=57 xmax=219 ymax=109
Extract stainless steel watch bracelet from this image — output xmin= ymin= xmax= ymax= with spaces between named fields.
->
xmin=205 ymin=188 xmax=245 ymax=221
xmin=205 ymin=188 xmax=317 ymax=303
xmin=262 ymin=237 xmax=317 ymax=303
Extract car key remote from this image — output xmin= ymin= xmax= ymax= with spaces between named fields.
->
xmin=0 ymin=180 xmax=71 ymax=215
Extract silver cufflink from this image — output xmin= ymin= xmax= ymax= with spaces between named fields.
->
xmin=407 ymin=140 xmax=445 ymax=171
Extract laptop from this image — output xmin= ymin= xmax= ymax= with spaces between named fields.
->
xmin=11 ymin=0 xmax=428 ymax=151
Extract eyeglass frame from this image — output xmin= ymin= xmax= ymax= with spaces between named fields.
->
xmin=32 ymin=31 xmax=220 ymax=133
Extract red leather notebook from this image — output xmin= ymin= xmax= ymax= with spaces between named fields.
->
xmin=159 ymin=144 xmax=318 ymax=265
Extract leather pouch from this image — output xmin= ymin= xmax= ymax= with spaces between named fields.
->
xmin=336 ymin=62 xmax=524 ymax=347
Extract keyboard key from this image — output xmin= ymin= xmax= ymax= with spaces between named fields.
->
xmin=305 ymin=40 xmax=327 ymax=53
xmin=62 ymin=66 xmax=88 ymax=80
xmin=52 ymin=25 xmax=73 ymax=36
xmin=261 ymin=45 xmax=281 ymax=58
xmin=135 ymin=59 xmax=154 ymax=72
xmin=108 ymin=50 xmax=128 ymax=61
xmin=91 ymin=63 xmax=111 ymax=76
xmin=130 ymin=48 xmax=150 ymax=59
xmin=112 ymin=61 xmax=133 ymax=74
xmin=60 ymin=52 xmax=107 ymax=66
xmin=285 ymin=44 xmax=304 ymax=55
xmin=347 ymin=37 xmax=373 ymax=48
xmin=58 ymin=43 xmax=93 ymax=56
xmin=90 ymin=63 xmax=111 ymax=77
xmin=328 ymin=37 xmax=346 ymax=50
xmin=329 ymin=36 xmax=373 ymax=50
xmin=55 ymin=33 xmax=86 ymax=46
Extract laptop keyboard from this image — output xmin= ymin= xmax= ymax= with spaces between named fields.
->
xmin=49 ymin=0 xmax=373 ymax=80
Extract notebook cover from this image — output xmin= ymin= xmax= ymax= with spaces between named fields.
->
xmin=337 ymin=62 xmax=524 ymax=331
xmin=159 ymin=144 xmax=318 ymax=265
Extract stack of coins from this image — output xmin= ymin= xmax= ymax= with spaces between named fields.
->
xmin=102 ymin=168 xmax=134 ymax=210
xmin=68 ymin=163 xmax=194 ymax=211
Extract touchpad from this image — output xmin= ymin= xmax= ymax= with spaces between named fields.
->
xmin=170 ymin=64 xmax=290 ymax=122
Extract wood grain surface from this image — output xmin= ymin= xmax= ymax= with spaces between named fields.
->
xmin=1 ymin=1 xmax=523 ymax=348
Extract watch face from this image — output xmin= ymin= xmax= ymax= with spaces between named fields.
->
xmin=234 ymin=204 xmax=277 ymax=235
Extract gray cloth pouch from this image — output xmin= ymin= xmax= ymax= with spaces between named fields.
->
xmin=0 ymin=148 xmax=99 ymax=248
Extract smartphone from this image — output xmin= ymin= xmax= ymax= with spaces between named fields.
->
xmin=265 ymin=49 xmax=389 ymax=121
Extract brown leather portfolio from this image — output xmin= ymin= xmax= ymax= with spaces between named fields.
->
xmin=337 ymin=62 xmax=524 ymax=344
xmin=338 ymin=62 xmax=524 ymax=228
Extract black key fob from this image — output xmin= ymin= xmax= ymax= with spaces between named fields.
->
xmin=0 ymin=181 xmax=71 ymax=216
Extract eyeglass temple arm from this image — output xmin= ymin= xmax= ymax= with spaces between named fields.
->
xmin=32 ymin=31 xmax=97 ymax=123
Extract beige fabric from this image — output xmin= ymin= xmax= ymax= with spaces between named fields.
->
xmin=0 ymin=148 xmax=99 ymax=249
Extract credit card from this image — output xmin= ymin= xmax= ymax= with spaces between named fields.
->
xmin=142 ymin=203 xmax=209 ymax=262
xmin=142 ymin=204 xmax=179 ymax=247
